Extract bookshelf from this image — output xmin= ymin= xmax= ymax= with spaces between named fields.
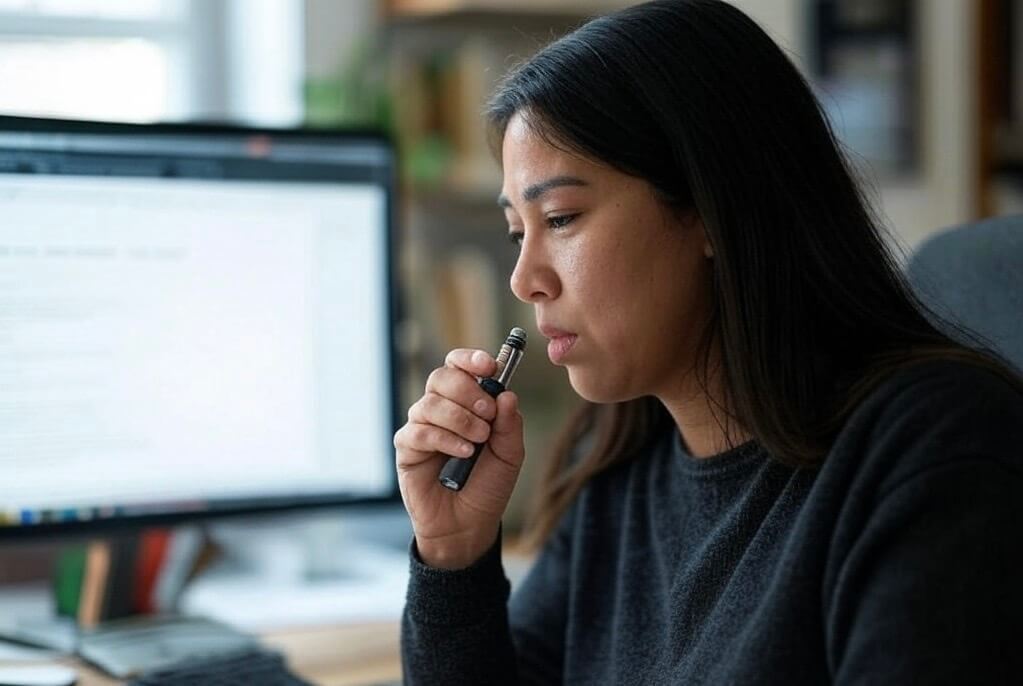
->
xmin=976 ymin=0 xmax=1023 ymax=216
xmin=385 ymin=0 xmax=626 ymax=18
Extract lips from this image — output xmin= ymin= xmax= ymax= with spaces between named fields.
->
xmin=538 ymin=324 xmax=574 ymax=338
xmin=547 ymin=334 xmax=578 ymax=363
xmin=538 ymin=324 xmax=578 ymax=364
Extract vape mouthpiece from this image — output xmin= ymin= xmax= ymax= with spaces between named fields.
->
xmin=494 ymin=328 xmax=526 ymax=387
xmin=495 ymin=328 xmax=527 ymax=372
xmin=507 ymin=327 xmax=527 ymax=350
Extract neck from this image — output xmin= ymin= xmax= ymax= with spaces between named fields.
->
xmin=657 ymin=355 xmax=749 ymax=459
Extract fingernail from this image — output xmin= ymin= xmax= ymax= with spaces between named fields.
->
xmin=472 ymin=350 xmax=487 ymax=366
xmin=474 ymin=398 xmax=489 ymax=414
xmin=459 ymin=441 xmax=474 ymax=456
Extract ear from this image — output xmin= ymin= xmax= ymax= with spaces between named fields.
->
xmin=690 ymin=215 xmax=713 ymax=258
xmin=675 ymin=207 xmax=714 ymax=258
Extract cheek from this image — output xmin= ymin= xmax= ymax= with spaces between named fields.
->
xmin=571 ymin=238 xmax=658 ymax=385
xmin=641 ymin=243 xmax=714 ymax=374
xmin=592 ymin=231 xmax=708 ymax=373
xmin=570 ymin=237 xmax=635 ymax=335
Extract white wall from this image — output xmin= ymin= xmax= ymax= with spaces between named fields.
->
xmin=225 ymin=0 xmax=305 ymax=126
xmin=304 ymin=0 xmax=377 ymax=80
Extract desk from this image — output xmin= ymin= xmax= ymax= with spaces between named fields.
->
xmin=2 ymin=545 xmax=535 ymax=684
xmin=55 ymin=621 xmax=402 ymax=686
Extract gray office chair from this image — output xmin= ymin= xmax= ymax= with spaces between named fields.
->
xmin=904 ymin=214 xmax=1023 ymax=373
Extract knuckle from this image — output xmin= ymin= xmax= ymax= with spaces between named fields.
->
xmin=420 ymin=393 xmax=442 ymax=420
xmin=444 ymin=348 xmax=470 ymax=367
xmin=405 ymin=396 xmax=425 ymax=423
xmin=475 ymin=423 xmax=490 ymax=443
xmin=455 ymin=407 xmax=474 ymax=432
xmin=426 ymin=367 xmax=445 ymax=389
xmin=410 ymin=394 xmax=434 ymax=421
xmin=408 ymin=423 xmax=429 ymax=446
xmin=394 ymin=425 xmax=413 ymax=450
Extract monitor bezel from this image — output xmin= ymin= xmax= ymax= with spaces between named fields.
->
xmin=0 ymin=114 xmax=404 ymax=540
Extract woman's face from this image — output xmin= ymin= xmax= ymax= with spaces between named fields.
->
xmin=501 ymin=112 xmax=716 ymax=403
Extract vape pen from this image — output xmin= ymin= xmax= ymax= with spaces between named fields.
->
xmin=438 ymin=327 xmax=527 ymax=491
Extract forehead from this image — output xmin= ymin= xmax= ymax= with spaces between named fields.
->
xmin=502 ymin=115 xmax=574 ymax=170
xmin=500 ymin=114 xmax=606 ymax=195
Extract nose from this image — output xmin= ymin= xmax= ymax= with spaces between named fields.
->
xmin=509 ymin=235 xmax=560 ymax=304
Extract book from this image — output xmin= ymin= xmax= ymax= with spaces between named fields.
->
xmin=53 ymin=545 xmax=86 ymax=618
xmin=77 ymin=541 xmax=111 ymax=629
xmin=133 ymin=529 xmax=172 ymax=615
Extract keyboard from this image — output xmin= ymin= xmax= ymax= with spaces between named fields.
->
xmin=127 ymin=647 xmax=312 ymax=686
xmin=78 ymin=614 xmax=260 ymax=678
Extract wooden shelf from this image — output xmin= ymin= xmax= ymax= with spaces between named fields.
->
xmin=386 ymin=0 xmax=623 ymax=17
xmin=993 ymin=126 xmax=1023 ymax=165
xmin=975 ymin=0 xmax=1021 ymax=216
xmin=383 ymin=0 xmax=631 ymax=33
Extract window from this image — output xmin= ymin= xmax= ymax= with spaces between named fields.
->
xmin=0 ymin=0 xmax=303 ymax=125
xmin=0 ymin=0 xmax=190 ymax=122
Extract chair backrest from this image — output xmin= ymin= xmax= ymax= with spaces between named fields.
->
xmin=904 ymin=214 xmax=1023 ymax=373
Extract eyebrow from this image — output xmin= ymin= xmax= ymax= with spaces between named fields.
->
xmin=497 ymin=175 xmax=589 ymax=208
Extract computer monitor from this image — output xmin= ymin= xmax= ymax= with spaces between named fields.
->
xmin=0 ymin=115 xmax=400 ymax=540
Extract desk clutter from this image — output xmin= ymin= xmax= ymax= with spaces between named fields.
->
xmin=127 ymin=647 xmax=310 ymax=686
xmin=53 ymin=531 xmax=204 ymax=629
xmin=78 ymin=615 xmax=258 ymax=679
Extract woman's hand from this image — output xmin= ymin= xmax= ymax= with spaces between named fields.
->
xmin=394 ymin=348 xmax=526 ymax=570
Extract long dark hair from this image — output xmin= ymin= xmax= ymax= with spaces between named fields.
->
xmin=485 ymin=0 xmax=1019 ymax=550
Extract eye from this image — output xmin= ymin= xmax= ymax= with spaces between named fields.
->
xmin=547 ymin=213 xmax=578 ymax=229
xmin=506 ymin=213 xmax=578 ymax=248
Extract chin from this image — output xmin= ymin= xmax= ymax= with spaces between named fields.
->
xmin=566 ymin=366 xmax=633 ymax=404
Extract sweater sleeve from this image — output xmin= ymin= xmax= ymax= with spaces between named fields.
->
xmin=401 ymin=499 xmax=580 ymax=686
xmin=401 ymin=526 xmax=518 ymax=686
xmin=827 ymin=368 xmax=1023 ymax=684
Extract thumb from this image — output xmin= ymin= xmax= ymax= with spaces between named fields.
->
xmin=485 ymin=391 xmax=524 ymax=468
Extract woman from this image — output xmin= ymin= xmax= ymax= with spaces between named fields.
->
xmin=393 ymin=1 xmax=1023 ymax=683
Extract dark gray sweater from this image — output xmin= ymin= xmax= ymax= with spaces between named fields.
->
xmin=401 ymin=361 xmax=1023 ymax=684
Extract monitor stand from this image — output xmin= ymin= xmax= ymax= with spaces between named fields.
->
xmin=178 ymin=505 xmax=412 ymax=630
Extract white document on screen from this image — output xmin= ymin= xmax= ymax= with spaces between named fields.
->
xmin=0 ymin=173 xmax=392 ymax=512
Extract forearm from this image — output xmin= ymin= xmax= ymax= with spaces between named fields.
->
xmin=401 ymin=529 xmax=519 ymax=686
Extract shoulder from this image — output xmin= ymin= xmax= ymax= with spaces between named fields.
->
xmin=866 ymin=356 xmax=1020 ymax=411
xmin=830 ymin=357 xmax=1023 ymax=494
xmin=857 ymin=356 xmax=1023 ymax=430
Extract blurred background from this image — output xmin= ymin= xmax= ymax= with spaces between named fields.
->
xmin=2 ymin=0 xmax=1022 ymax=536
xmin=0 ymin=0 xmax=1020 ymax=586
xmin=0 ymin=3 xmax=1021 ymax=681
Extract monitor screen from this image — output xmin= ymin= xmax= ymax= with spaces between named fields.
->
xmin=0 ymin=117 xmax=399 ymax=536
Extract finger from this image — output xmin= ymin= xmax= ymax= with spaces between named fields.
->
xmin=455 ymin=393 xmax=524 ymax=508
xmin=393 ymin=425 xmax=433 ymax=468
xmin=444 ymin=348 xmax=497 ymax=379
xmin=394 ymin=423 xmax=474 ymax=465
xmin=484 ymin=391 xmax=524 ymax=468
xmin=424 ymin=367 xmax=497 ymax=421
xmin=408 ymin=393 xmax=491 ymax=444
